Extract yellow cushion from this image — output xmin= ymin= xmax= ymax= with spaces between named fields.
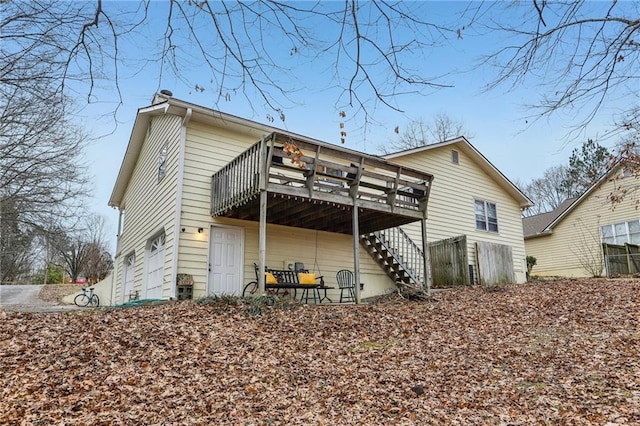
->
xmin=265 ymin=272 xmax=278 ymax=284
xmin=298 ymin=273 xmax=317 ymax=285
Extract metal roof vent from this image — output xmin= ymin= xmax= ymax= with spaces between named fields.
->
xmin=159 ymin=89 xmax=173 ymax=97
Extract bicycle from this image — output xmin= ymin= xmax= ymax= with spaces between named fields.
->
xmin=74 ymin=287 xmax=100 ymax=308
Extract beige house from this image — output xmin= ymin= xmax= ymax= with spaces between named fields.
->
xmin=523 ymin=166 xmax=638 ymax=277
xmin=108 ymin=92 xmax=531 ymax=305
xmin=384 ymin=140 xmax=531 ymax=285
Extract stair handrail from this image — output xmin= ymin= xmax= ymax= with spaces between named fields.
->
xmin=396 ymin=227 xmax=424 ymax=257
xmin=370 ymin=227 xmax=424 ymax=286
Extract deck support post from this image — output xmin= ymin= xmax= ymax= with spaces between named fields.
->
xmin=352 ymin=203 xmax=361 ymax=304
xmin=421 ymin=218 xmax=431 ymax=295
xmin=351 ymin=156 xmax=365 ymax=304
xmin=257 ymin=136 xmax=268 ymax=293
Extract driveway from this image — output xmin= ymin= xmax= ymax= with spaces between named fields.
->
xmin=0 ymin=285 xmax=79 ymax=313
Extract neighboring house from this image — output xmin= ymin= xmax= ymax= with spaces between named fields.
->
xmin=108 ymin=92 xmax=531 ymax=305
xmin=523 ymin=165 xmax=638 ymax=277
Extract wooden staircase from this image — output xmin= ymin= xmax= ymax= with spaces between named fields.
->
xmin=361 ymin=227 xmax=425 ymax=287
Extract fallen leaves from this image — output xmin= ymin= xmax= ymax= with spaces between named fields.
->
xmin=38 ymin=284 xmax=80 ymax=304
xmin=1 ymin=278 xmax=639 ymax=425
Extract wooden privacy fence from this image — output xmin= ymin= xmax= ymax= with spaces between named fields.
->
xmin=425 ymin=236 xmax=518 ymax=287
xmin=602 ymin=243 xmax=640 ymax=276
xmin=476 ymin=241 xmax=515 ymax=285
xmin=428 ymin=235 xmax=469 ymax=287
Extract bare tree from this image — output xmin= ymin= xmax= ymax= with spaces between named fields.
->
xmin=481 ymin=1 xmax=639 ymax=131
xmin=84 ymin=243 xmax=113 ymax=284
xmin=51 ymin=215 xmax=113 ymax=284
xmin=57 ymin=237 xmax=88 ymax=284
xmin=430 ymin=112 xmax=470 ymax=143
xmin=607 ymin=133 xmax=640 ymax=208
xmin=4 ymin=2 xmax=636 ymax=130
xmin=2 ymin=1 xmax=96 ymax=285
xmin=382 ymin=112 xmax=471 ymax=153
xmin=389 ymin=118 xmax=432 ymax=152
xmin=0 ymin=198 xmax=34 ymax=284
xmin=2 ymin=3 xmax=90 ymax=231
xmin=0 ymin=83 xmax=89 ymax=286
xmin=0 ymin=87 xmax=88 ymax=228
xmin=36 ymin=230 xmax=67 ymax=285
xmin=522 ymin=165 xmax=575 ymax=216
xmin=82 ymin=216 xmax=113 ymax=284
xmin=571 ymin=218 xmax=605 ymax=277
xmin=1 ymin=1 xmax=463 ymax=124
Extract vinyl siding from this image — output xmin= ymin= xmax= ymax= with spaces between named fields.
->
xmin=176 ymin=121 xmax=396 ymax=298
xmin=115 ymin=111 xmax=527 ymax=300
xmin=525 ymin=172 xmax=640 ymax=277
xmin=233 ymin=221 xmax=394 ymax=300
xmin=390 ymin=146 xmax=527 ymax=283
xmin=112 ymin=114 xmax=183 ymax=302
xmin=176 ymin=122 xmax=257 ymax=295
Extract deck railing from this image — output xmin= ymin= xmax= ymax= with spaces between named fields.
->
xmin=210 ymin=142 xmax=261 ymax=216
xmin=211 ymin=132 xmax=432 ymax=218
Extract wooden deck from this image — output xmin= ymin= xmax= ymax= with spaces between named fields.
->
xmin=210 ymin=132 xmax=433 ymax=234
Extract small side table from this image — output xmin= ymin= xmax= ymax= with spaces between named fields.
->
xmin=318 ymin=286 xmax=334 ymax=303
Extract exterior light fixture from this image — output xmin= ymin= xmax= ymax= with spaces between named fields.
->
xmin=197 ymin=227 xmax=204 ymax=233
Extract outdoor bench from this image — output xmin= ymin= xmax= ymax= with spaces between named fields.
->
xmin=266 ymin=268 xmax=321 ymax=286
xmin=267 ymin=267 xmax=335 ymax=303
xmin=244 ymin=263 xmax=334 ymax=303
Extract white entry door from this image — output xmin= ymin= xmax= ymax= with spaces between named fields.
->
xmin=121 ymin=254 xmax=135 ymax=302
xmin=208 ymin=226 xmax=243 ymax=295
xmin=145 ymin=234 xmax=165 ymax=299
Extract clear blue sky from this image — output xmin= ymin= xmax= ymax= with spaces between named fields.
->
xmin=75 ymin=1 xmax=632 ymax=249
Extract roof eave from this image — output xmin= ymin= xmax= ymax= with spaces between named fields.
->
xmin=383 ymin=138 xmax=533 ymax=208
xmin=544 ymin=164 xmax=621 ymax=231
xmin=524 ymin=231 xmax=553 ymax=240
xmin=108 ymin=103 xmax=170 ymax=208
xmin=108 ymin=96 xmax=393 ymax=209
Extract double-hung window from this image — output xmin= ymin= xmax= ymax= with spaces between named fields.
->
xmin=475 ymin=199 xmax=498 ymax=232
xmin=601 ymin=220 xmax=640 ymax=245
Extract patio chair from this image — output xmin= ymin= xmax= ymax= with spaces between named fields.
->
xmin=336 ymin=269 xmax=356 ymax=303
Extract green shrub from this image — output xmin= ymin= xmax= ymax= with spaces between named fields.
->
xmin=526 ymin=255 xmax=537 ymax=275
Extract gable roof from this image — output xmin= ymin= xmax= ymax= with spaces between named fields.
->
xmin=383 ymin=137 xmax=533 ymax=208
xmin=522 ymin=197 xmax=577 ymax=238
xmin=110 ymin=94 xmax=534 ymax=211
xmin=109 ymin=93 xmax=395 ymax=207
xmin=522 ymin=164 xmax=624 ymax=239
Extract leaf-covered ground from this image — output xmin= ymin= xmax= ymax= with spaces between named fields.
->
xmin=1 ymin=279 xmax=639 ymax=425
xmin=38 ymin=284 xmax=81 ymax=304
